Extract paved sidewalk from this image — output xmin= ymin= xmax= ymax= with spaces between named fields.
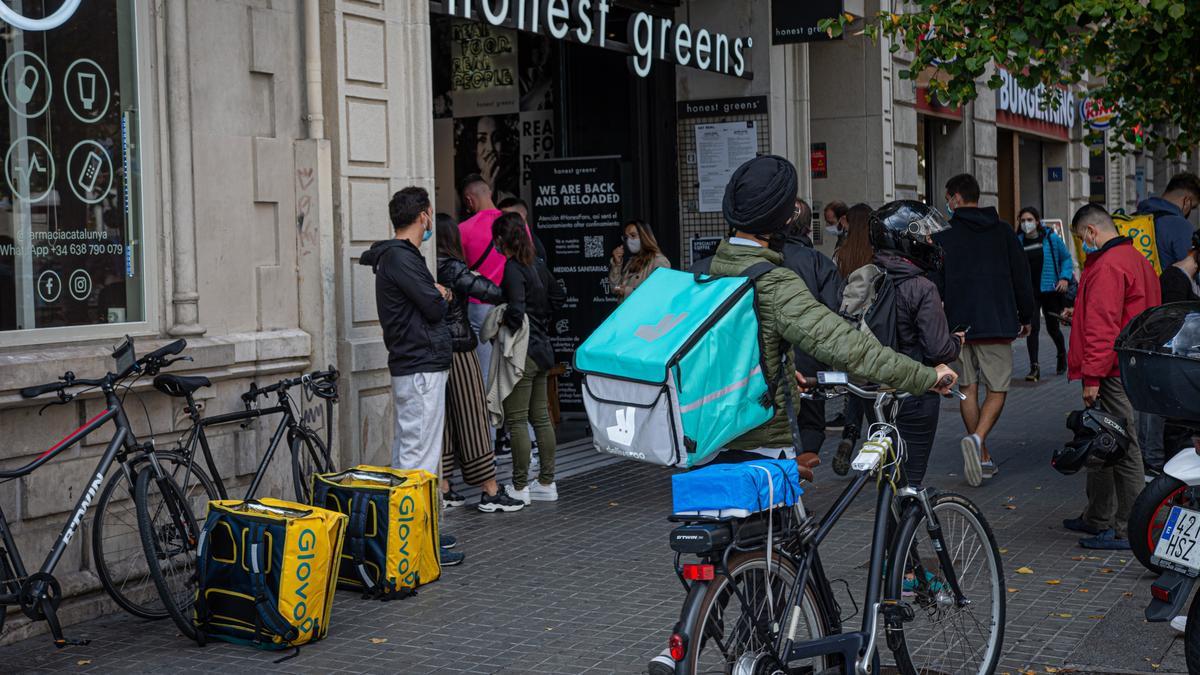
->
xmin=0 ymin=337 xmax=1191 ymax=673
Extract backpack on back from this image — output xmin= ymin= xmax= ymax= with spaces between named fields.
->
xmin=575 ymin=264 xmax=778 ymax=468
xmin=838 ymin=263 xmax=898 ymax=348
xmin=1109 ymin=213 xmax=1162 ymax=274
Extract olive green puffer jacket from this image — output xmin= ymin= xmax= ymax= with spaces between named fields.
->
xmin=709 ymin=241 xmax=939 ymax=451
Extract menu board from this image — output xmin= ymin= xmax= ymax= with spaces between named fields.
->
xmin=695 ymin=121 xmax=757 ymax=212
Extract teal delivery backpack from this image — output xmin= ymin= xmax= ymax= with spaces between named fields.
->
xmin=575 ymin=265 xmax=776 ymax=468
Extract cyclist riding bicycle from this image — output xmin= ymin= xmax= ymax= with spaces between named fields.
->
xmin=648 ymin=156 xmax=957 ymax=674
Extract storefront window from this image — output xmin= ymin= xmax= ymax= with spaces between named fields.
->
xmin=0 ymin=1 xmax=142 ymax=332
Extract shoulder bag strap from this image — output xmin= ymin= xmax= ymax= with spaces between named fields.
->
xmin=468 ymin=242 xmax=495 ymax=272
xmin=740 ymin=260 xmax=807 ymax=455
xmin=248 ymin=523 xmax=300 ymax=643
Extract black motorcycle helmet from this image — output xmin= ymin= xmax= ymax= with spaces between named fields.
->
xmin=869 ymin=200 xmax=951 ymax=271
xmin=1052 ymin=405 xmax=1132 ymax=475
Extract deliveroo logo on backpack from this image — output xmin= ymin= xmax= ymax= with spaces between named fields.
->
xmin=608 ymin=407 xmax=637 ymax=446
xmin=635 ymin=313 xmax=687 ymax=342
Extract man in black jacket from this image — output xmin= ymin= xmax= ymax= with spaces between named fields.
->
xmin=780 ymin=199 xmax=844 ymax=457
xmin=934 ymin=174 xmax=1036 ymax=487
xmin=360 ymin=187 xmax=453 ymax=479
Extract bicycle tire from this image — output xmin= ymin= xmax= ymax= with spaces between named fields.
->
xmin=1129 ymin=474 xmax=1192 ymax=575
xmin=885 ymin=491 xmax=1005 ymax=675
xmin=290 ymin=428 xmax=334 ymax=505
xmin=94 ymin=452 xmax=216 ymax=620
xmin=678 ymin=549 xmax=835 ymax=675
xmin=135 ymin=468 xmax=201 ymax=641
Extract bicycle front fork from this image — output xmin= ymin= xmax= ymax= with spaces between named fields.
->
xmin=901 ymin=487 xmax=968 ymax=607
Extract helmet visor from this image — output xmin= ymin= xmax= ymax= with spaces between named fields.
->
xmin=904 ymin=209 xmax=952 ymax=238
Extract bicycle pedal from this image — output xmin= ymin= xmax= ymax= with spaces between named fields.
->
xmin=53 ymin=638 xmax=91 ymax=648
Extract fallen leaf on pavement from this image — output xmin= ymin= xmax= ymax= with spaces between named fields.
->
xmin=608 ymin=501 xmax=619 ymax=506
xmin=1123 ymin=592 xmax=1135 ymax=598
xmin=1046 ymin=579 xmax=1061 ymax=585
xmin=1016 ymin=566 xmax=1034 ymax=574
xmin=999 ymin=548 xmax=1009 ymax=554
xmin=1008 ymin=588 xmax=1020 ymax=593
xmin=588 ymin=485 xmax=598 ymax=490
xmin=1089 ymin=615 xmax=1105 ymax=619
xmin=1078 ymin=588 xmax=1089 ymax=593
xmin=1045 ymin=667 xmax=1059 ymax=673
xmin=1100 ymin=568 xmax=1114 ymax=574
xmin=1070 ymin=555 xmax=1084 ymax=561
xmin=1005 ymin=505 xmax=1017 ymax=510
xmin=1087 ymin=556 xmax=1101 ymax=560
xmin=1052 ymin=612 xmax=1072 ymax=618
xmin=370 ymin=638 xmax=387 ymax=644
xmin=77 ymin=661 xmax=91 ymax=666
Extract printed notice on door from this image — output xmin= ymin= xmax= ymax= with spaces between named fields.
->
xmin=695 ymin=121 xmax=758 ymax=213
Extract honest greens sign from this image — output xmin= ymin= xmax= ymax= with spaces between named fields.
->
xmin=441 ymin=0 xmax=753 ymax=79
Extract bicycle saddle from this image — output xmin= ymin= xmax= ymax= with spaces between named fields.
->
xmin=153 ymin=374 xmax=211 ymax=398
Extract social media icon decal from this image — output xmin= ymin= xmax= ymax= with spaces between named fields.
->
xmin=36 ymin=270 xmax=61 ymax=303
xmin=69 ymin=269 xmax=92 ymax=301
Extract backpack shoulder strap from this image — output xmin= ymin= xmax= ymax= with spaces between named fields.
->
xmin=247 ymin=522 xmax=300 ymax=644
xmin=742 ymin=261 xmax=777 ymax=282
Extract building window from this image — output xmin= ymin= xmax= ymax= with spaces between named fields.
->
xmin=0 ymin=1 xmax=142 ymax=332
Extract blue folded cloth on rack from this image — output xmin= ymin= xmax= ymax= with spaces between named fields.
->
xmin=671 ymin=459 xmax=803 ymax=515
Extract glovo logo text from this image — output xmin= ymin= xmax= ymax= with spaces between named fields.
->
xmin=396 ymin=494 xmax=419 ymax=587
xmin=293 ymin=528 xmax=317 ymax=633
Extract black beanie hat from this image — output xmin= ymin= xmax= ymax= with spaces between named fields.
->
xmin=722 ymin=155 xmax=798 ymax=235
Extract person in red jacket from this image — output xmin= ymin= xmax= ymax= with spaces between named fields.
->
xmin=1064 ymin=203 xmax=1162 ymax=550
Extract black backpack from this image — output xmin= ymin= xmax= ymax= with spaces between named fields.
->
xmin=838 ymin=264 xmax=898 ymax=349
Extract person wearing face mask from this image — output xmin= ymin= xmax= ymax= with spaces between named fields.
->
xmin=824 ymin=200 xmax=849 ymax=249
xmin=359 ymin=187 xmax=464 ymax=565
xmin=1065 ymin=203 xmax=1160 ymax=550
xmin=609 ymin=219 xmax=671 ymax=301
xmin=1016 ymin=206 xmax=1075 ymax=381
xmin=1135 ymin=172 xmax=1200 ymax=269
xmin=933 ymin=173 xmax=1036 ymax=487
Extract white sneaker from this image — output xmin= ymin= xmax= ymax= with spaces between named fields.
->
xmin=961 ymin=434 xmax=983 ymax=487
xmin=1172 ymin=615 xmax=1187 ymax=633
xmin=647 ymin=648 xmax=675 ymax=674
xmin=505 ymin=484 xmax=531 ymax=505
xmin=528 ymin=481 xmax=558 ymax=502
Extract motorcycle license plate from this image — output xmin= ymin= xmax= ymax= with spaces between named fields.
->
xmin=1153 ymin=506 xmax=1200 ymax=573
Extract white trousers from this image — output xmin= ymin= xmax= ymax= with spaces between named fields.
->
xmin=391 ymin=370 xmax=449 ymax=477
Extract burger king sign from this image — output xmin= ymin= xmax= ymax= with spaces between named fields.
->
xmin=1081 ymin=97 xmax=1118 ymax=130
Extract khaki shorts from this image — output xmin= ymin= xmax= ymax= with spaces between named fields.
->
xmin=956 ymin=342 xmax=1013 ymax=393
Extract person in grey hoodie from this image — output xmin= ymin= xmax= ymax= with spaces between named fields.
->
xmin=1137 ymin=172 xmax=1200 ymax=269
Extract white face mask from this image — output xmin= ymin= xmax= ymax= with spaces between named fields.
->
xmin=1020 ymin=220 xmax=1038 ymax=236
xmin=626 ymin=239 xmax=642 ymax=254
xmin=825 ymin=225 xmax=841 ymax=236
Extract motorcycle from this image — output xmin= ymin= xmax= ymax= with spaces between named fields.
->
xmin=1115 ymin=302 xmax=1200 ymax=672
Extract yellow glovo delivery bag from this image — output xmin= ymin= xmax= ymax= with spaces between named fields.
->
xmin=193 ymin=498 xmax=347 ymax=651
xmin=311 ymin=466 xmax=440 ymax=599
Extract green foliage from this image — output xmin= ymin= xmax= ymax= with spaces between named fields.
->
xmin=818 ymin=1 xmax=1200 ymax=157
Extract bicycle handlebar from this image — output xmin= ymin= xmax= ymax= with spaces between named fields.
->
xmin=19 ymin=338 xmax=190 ymax=399
xmin=241 ymin=368 xmax=339 ymax=404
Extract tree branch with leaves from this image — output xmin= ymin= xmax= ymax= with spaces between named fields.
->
xmin=820 ymin=0 xmax=1199 ymax=157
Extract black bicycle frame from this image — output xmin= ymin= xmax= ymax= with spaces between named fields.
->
xmin=177 ymin=396 xmax=298 ymax=502
xmin=0 ymin=386 xmax=150 ymax=644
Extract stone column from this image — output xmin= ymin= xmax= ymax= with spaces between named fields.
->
xmin=165 ymin=0 xmax=204 ymax=336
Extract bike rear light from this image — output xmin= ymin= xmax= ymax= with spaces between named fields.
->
xmin=682 ymin=563 xmax=714 ymax=581
xmin=669 ymin=633 xmax=686 ymax=661
xmin=1152 ymin=584 xmax=1171 ymax=602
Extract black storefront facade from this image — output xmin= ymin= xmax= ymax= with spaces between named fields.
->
xmin=427 ymin=0 xmax=767 ymax=412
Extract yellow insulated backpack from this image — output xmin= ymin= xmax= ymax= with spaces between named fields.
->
xmin=1109 ymin=213 xmax=1162 ymax=274
xmin=312 ymin=466 xmax=440 ymax=599
xmin=193 ymin=498 xmax=347 ymax=650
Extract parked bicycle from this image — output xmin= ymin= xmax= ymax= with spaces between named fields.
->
xmin=138 ymin=368 xmax=339 ymax=641
xmin=1 ymin=337 xmax=208 ymax=646
xmin=662 ymin=375 xmax=1005 ymax=674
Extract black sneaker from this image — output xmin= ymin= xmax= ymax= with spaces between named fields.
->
xmin=442 ymin=488 xmax=467 ymax=509
xmin=439 ymin=533 xmax=457 ymax=549
xmin=494 ymin=429 xmax=512 ymax=456
xmin=440 ymin=548 xmax=465 ymax=566
xmin=832 ymin=438 xmax=855 ymax=476
xmin=478 ymin=491 xmax=526 ymax=513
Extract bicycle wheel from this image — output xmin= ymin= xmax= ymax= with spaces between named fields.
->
xmin=679 ymin=549 xmax=834 ymax=675
xmin=135 ymin=467 xmax=201 ymax=640
xmin=290 ymin=429 xmax=334 ymax=505
xmin=1129 ymin=474 xmax=1194 ymax=575
xmin=885 ymin=491 xmax=1004 ymax=675
xmin=94 ymin=451 xmax=216 ymax=620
